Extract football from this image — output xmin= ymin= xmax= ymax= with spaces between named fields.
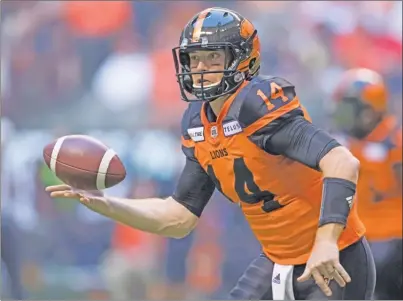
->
xmin=43 ymin=135 xmax=126 ymax=190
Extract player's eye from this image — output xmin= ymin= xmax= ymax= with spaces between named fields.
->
xmin=190 ymin=54 xmax=199 ymax=62
xmin=189 ymin=54 xmax=200 ymax=68
xmin=209 ymin=52 xmax=220 ymax=60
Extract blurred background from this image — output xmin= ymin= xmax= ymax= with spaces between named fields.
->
xmin=1 ymin=1 xmax=401 ymax=300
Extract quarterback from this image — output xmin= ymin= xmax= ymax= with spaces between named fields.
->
xmin=47 ymin=7 xmax=375 ymax=300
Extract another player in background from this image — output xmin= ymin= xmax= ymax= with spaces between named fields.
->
xmin=331 ymin=68 xmax=402 ymax=300
xmin=46 ymin=7 xmax=375 ymax=300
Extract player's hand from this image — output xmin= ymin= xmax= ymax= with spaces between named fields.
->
xmin=297 ymin=240 xmax=351 ymax=297
xmin=45 ymin=184 xmax=104 ymax=204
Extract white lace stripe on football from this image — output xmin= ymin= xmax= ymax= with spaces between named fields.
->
xmin=96 ymin=148 xmax=117 ymax=190
xmin=50 ymin=136 xmax=67 ymax=175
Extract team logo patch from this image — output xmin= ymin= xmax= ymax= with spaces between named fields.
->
xmin=211 ymin=126 xmax=218 ymax=138
xmin=223 ymin=120 xmax=242 ymax=137
xmin=187 ymin=127 xmax=205 ymax=142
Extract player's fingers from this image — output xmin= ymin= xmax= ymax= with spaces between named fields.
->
xmin=333 ymin=261 xmax=351 ymax=283
xmin=49 ymin=191 xmax=67 ymax=198
xmin=49 ymin=191 xmax=80 ymax=199
xmin=318 ymin=264 xmax=331 ymax=279
xmin=332 ymin=269 xmax=346 ymax=287
xmin=326 ymin=262 xmax=345 ymax=287
xmin=79 ymin=196 xmax=90 ymax=204
xmin=297 ymin=267 xmax=312 ymax=282
xmin=45 ymin=184 xmax=71 ymax=192
xmin=312 ymin=269 xmax=332 ymax=297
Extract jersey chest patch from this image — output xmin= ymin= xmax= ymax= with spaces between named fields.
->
xmin=223 ymin=120 xmax=243 ymax=137
xmin=187 ymin=127 xmax=205 ymax=142
xmin=188 ymin=121 xmax=243 ymax=142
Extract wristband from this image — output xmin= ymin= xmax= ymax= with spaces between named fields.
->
xmin=319 ymin=177 xmax=356 ymax=227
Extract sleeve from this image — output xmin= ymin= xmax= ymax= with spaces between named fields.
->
xmin=240 ymin=76 xmax=306 ymax=136
xmin=172 ymin=157 xmax=215 ymax=217
xmin=251 ymin=113 xmax=341 ymax=170
xmin=241 ymin=77 xmax=340 ymax=170
xmin=173 ymin=107 xmax=215 ymax=217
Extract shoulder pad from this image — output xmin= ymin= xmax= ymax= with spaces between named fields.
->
xmin=225 ymin=76 xmax=303 ymax=133
xmin=181 ymin=102 xmax=204 ymax=140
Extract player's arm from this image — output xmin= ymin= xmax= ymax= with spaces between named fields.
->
xmin=245 ymin=77 xmax=359 ymax=243
xmin=46 ymin=157 xmax=215 ymax=239
xmin=264 ymin=115 xmax=359 ymax=241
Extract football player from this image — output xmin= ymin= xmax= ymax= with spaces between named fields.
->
xmin=331 ymin=68 xmax=402 ymax=300
xmin=46 ymin=7 xmax=376 ymax=300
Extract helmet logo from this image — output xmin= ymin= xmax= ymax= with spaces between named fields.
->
xmin=211 ymin=126 xmax=218 ymax=138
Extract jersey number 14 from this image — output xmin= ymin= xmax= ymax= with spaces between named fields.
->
xmin=207 ymin=158 xmax=281 ymax=212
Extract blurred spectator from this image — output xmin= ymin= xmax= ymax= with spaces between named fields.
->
xmin=63 ymin=1 xmax=133 ymax=87
xmin=64 ymin=1 xmax=132 ymax=37
xmin=92 ymin=50 xmax=152 ymax=113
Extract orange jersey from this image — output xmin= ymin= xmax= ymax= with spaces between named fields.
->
xmin=181 ymin=76 xmax=365 ymax=265
xmin=340 ymin=116 xmax=402 ymax=240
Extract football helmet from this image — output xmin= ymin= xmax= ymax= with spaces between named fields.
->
xmin=172 ymin=7 xmax=261 ymax=102
xmin=332 ymin=68 xmax=389 ymax=138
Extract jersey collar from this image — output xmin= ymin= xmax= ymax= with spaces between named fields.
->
xmin=200 ymin=81 xmax=249 ymax=126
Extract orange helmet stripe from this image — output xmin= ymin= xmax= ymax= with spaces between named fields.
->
xmin=191 ymin=8 xmax=212 ymax=42
xmin=240 ymin=19 xmax=254 ymax=39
